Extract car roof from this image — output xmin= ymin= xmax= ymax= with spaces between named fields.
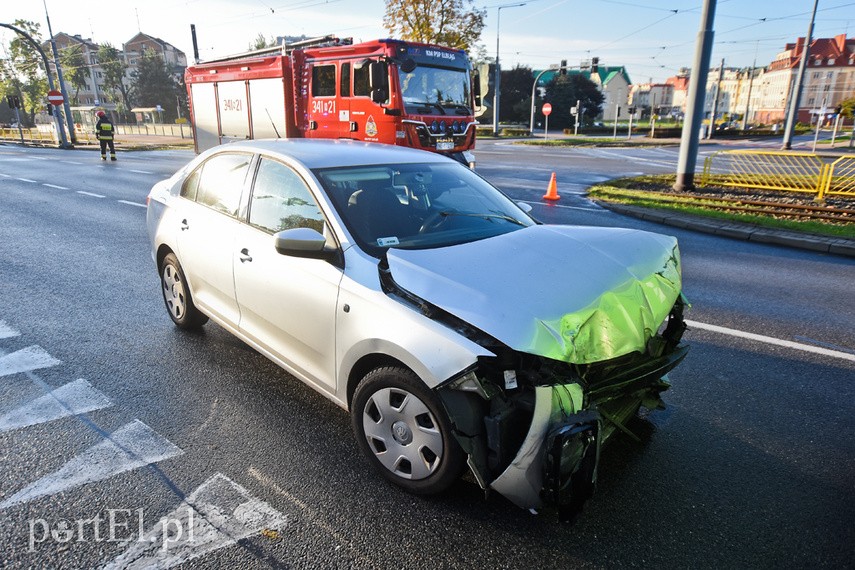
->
xmin=211 ymin=139 xmax=453 ymax=169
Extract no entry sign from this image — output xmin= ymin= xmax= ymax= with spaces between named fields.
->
xmin=542 ymin=103 xmax=553 ymax=116
xmin=47 ymin=90 xmax=64 ymax=105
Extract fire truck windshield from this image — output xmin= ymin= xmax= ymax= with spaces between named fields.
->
xmin=399 ymin=65 xmax=471 ymax=115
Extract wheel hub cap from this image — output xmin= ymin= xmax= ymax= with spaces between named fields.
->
xmin=391 ymin=420 xmax=413 ymax=445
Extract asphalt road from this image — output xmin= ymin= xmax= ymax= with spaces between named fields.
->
xmin=0 ymin=140 xmax=852 ymax=569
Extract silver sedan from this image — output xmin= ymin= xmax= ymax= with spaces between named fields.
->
xmin=147 ymin=139 xmax=688 ymax=520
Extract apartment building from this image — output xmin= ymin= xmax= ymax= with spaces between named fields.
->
xmin=666 ymin=34 xmax=854 ymax=126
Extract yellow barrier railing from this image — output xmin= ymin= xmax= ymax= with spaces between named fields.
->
xmin=819 ymin=156 xmax=855 ymax=199
xmin=0 ymin=127 xmax=58 ymax=144
xmin=701 ymin=150 xmax=855 ymax=201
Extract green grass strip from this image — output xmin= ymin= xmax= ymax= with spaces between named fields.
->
xmin=588 ymin=182 xmax=855 ymax=239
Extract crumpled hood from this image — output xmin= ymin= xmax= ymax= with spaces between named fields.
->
xmin=386 ymin=225 xmax=681 ymax=364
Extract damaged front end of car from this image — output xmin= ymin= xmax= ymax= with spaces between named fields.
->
xmin=435 ymin=295 xmax=687 ymax=521
xmin=381 ymin=225 xmax=689 ymax=520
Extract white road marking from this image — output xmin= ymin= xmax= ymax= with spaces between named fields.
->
xmin=32 ymin=156 xmax=48 ymax=160
xmin=129 ymin=169 xmax=152 ymax=174
xmin=0 ymin=420 xmax=183 ymax=509
xmin=77 ymin=191 xmax=105 ymax=198
xmin=0 ymin=173 xmax=10 ymax=177
xmin=687 ymin=320 xmax=855 ymax=363
xmin=60 ymin=160 xmax=82 ymax=165
xmin=42 ymin=183 xmax=68 ymax=190
xmin=0 ymin=321 xmax=20 ymax=339
xmin=0 ymin=346 xmax=61 ymax=378
xmin=118 ymin=200 xmax=147 ymax=208
xmin=0 ymin=378 xmax=112 ymax=433
xmin=16 ymin=178 xmax=36 ymax=183
xmin=104 ymin=473 xmax=287 ymax=569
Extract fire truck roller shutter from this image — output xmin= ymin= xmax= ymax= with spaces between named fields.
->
xmin=217 ymin=81 xmax=251 ymax=143
xmin=191 ymin=83 xmax=220 ymax=153
xmin=250 ymin=77 xmax=289 ymax=139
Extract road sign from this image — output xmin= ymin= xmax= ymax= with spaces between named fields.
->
xmin=47 ymin=90 xmax=64 ymax=105
xmin=542 ymin=103 xmax=553 ymax=116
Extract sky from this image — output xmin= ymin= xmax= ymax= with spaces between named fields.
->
xmin=3 ymin=0 xmax=854 ymax=84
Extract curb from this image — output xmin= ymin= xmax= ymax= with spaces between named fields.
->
xmin=596 ymin=202 xmax=855 ymax=259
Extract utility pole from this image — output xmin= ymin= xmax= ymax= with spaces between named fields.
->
xmin=742 ymin=42 xmax=759 ymax=130
xmin=707 ymin=58 xmax=724 ymax=139
xmin=782 ymin=0 xmax=819 ymax=150
xmin=574 ymin=99 xmax=580 ymax=135
xmin=493 ymin=3 xmax=527 ymax=137
xmin=674 ymin=0 xmax=717 ymax=192
xmin=44 ymin=0 xmax=77 ymax=144
xmin=612 ymin=90 xmax=621 ymax=139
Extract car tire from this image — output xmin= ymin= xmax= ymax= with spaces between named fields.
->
xmin=159 ymin=252 xmax=208 ymax=330
xmin=352 ymin=366 xmax=465 ymax=495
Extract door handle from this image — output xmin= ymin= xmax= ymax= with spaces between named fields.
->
xmin=239 ymin=248 xmax=253 ymax=263
xmin=180 ymin=219 xmax=189 ymax=231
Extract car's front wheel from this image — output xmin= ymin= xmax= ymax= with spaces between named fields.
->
xmin=159 ymin=252 xmax=208 ymax=330
xmin=352 ymin=366 xmax=465 ymax=494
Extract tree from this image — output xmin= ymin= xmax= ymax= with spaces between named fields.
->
xmin=839 ymin=97 xmax=855 ymax=120
xmin=132 ymin=48 xmax=182 ymax=122
xmin=249 ymin=33 xmax=276 ymax=50
xmin=59 ymin=45 xmax=88 ymax=105
xmin=4 ymin=20 xmax=47 ymax=125
xmin=383 ymin=0 xmax=486 ymax=53
xmin=98 ymin=43 xmax=133 ymax=113
xmin=500 ymin=65 xmax=533 ymax=123
xmin=543 ymin=73 xmax=604 ymax=130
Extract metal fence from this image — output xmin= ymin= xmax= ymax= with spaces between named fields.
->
xmin=701 ymin=150 xmax=855 ymax=200
xmin=0 ymin=123 xmax=189 ymax=145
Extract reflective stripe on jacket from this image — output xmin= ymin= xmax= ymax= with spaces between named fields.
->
xmin=96 ymin=120 xmax=114 ymax=140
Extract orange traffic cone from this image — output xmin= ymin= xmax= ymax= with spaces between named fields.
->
xmin=543 ymin=172 xmax=559 ymax=200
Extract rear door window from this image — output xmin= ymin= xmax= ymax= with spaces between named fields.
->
xmin=312 ymin=65 xmax=336 ymax=97
xmin=195 ymin=153 xmax=252 ymax=217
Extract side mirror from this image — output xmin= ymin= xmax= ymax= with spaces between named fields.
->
xmin=516 ymin=201 xmax=533 ymax=214
xmin=473 ymin=71 xmax=482 ymax=108
xmin=369 ymin=61 xmax=389 ymax=103
xmin=274 ymin=227 xmax=340 ymax=263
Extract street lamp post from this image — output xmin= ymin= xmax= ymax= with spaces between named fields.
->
xmin=529 ymin=64 xmax=580 ymax=135
xmin=493 ymin=2 xmax=526 ymax=137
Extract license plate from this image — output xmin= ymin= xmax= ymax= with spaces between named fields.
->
xmin=436 ymin=140 xmax=454 ymax=151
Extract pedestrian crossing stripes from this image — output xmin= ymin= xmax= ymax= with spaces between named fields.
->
xmin=0 ymin=321 xmax=19 ymax=339
xmin=0 ymin=378 xmax=113 ymax=433
xmin=0 ymin=345 xmax=61 ymax=377
xmin=104 ymin=473 xmax=287 ymax=569
xmin=0 ymin=419 xmax=183 ymax=509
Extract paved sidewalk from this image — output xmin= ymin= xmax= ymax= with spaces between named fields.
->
xmin=73 ymin=133 xmax=193 ymax=151
xmin=597 ymin=202 xmax=855 ymax=258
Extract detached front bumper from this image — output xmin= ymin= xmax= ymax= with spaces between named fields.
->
xmin=436 ymin=296 xmax=688 ymax=520
xmin=490 ymin=384 xmax=600 ymax=522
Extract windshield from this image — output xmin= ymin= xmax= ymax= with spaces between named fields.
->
xmin=314 ymin=162 xmax=535 ymax=258
xmin=398 ymin=65 xmax=471 ymax=115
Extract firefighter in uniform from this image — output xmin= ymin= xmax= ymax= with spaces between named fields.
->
xmin=95 ymin=110 xmax=117 ymax=161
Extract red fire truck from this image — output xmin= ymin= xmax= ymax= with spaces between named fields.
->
xmin=185 ymin=36 xmax=480 ymax=166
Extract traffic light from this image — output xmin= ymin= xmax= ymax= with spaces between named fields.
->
xmin=835 ymin=105 xmax=843 ymax=115
xmin=591 ymin=57 xmax=599 ymax=74
xmin=6 ymin=95 xmax=21 ymax=109
xmin=560 ymin=60 xmax=567 ymax=75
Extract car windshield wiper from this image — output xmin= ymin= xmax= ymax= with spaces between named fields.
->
xmin=440 ymin=103 xmax=472 ymax=115
xmin=438 ymin=211 xmax=527 ymax=227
